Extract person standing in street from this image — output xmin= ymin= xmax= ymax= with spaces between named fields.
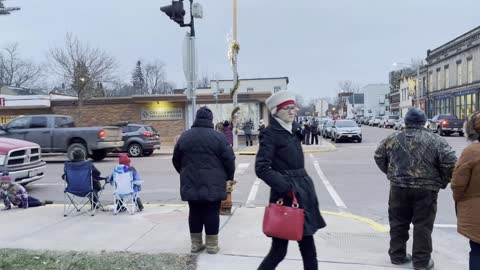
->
xmin=256 ymin=91 xmax=326 ymax=270
xmin=243 ymin=119 xmax=253 ymax=146
xmin=451 ymin=112 xmax=480 ymax=270
xmin=374 ymin=108 xmax=457 ymax=270
xmin=303 ymin=120 xmax=311 ymax=145
xmin=172 ymin=106 xmax=236 ymax=254
xmin=222 ymin=120 xmax=233 ymax=146
xmin=310 ymin=119 xmax=319 ymax=145
xmin=258 ymin=119 xmax=266 ymax=133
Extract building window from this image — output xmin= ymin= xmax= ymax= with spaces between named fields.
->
xmin=467 ymin=58 xmax=473 ymax=84
xmin=219 ymin=88 xmax=225 ymax=93
xmin=457 ymin=62 xmax=463 ymax=86
xmin=422 ymin=77 xmax=426 ymax=96
xmin=273 ymin=86 xmax=281 ymax=93
xmin=466 ymin=93 xmax=476 ymax=117
xmin=246 ymin=87 xmax=254 ymax=93
xmin=444 ymin=66 xmax=449 ymax=88
xmin=436 ymin=70 xmax=441 ymax=91
xmin=455 ymin=95 xmax=466 ymax=119
xmin=429 ymin=73 xmax=433 ymax=92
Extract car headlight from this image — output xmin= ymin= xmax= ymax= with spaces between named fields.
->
xmin=0 ymin=155 xmax=5 ymax=166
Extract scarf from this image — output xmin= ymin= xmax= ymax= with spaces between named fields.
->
xmin=273 ymin=116 xmax=293 ymax=134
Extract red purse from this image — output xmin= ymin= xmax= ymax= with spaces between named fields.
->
xmin=262 ymin=192 xmax=305 ymax=241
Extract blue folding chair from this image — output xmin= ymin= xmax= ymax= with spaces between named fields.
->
xmin=63 ymin=161 xmax=99 ymax=217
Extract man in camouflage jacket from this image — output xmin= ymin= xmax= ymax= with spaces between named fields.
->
xmin=374 ymin=108 xmax=457 ymax=270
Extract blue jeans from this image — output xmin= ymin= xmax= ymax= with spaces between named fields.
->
xmin=470 ymin=240 xmax=480 ymax=270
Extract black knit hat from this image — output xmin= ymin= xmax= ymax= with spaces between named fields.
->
xmin=196 ymin=106 xmax=213 ymax=121
xmin=404 ymin=108 xmax=427 ymax=127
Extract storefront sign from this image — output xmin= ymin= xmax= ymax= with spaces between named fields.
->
xmin=454 ymin=89 xmax=478 ymax=96
xmin=141 ymin=107 xmax=183 ymax=121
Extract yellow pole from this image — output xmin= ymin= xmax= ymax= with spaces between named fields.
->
xmin=233 ymin=0 xmax=237 ymax=40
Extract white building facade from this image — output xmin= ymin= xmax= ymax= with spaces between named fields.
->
xmin=362 ymin=84 xmax=390 ymax=117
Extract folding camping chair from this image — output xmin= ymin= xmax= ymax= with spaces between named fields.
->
xmin=63 ymin=161 xmax=105 ymax=216
xmin=111 ymin=170 xmax=137 ymax=215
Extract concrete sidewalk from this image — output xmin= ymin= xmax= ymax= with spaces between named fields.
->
xmin=0 ymin=205 xmax=468 ymax=269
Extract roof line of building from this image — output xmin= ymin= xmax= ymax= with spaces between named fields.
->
xmin=210 ymin=76 xmax=289 ymax=84
xmin=428 ymin=25 xmax=480 ymax=56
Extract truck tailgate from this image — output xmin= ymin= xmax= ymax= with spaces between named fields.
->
xmin=445 ymin=120 xmax=464 ymax=129
xmin=103 ymin=127 xmax=122 ymax=141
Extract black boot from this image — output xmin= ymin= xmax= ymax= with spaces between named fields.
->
xmin=136 ymin=198 xmax=144 ymax=211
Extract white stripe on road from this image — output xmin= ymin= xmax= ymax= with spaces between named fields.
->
xmin=246 ymin=178 xmax=261 ymax=208
xmin=313 ymin=160 xmax=349 ymax=213
xmin=31 ymin=183 xmax=63 ymax=186
xmin=434 ymin=224 xmax=457 ymax=228
xmin=236 ymin=163 xmax=250 ymax=175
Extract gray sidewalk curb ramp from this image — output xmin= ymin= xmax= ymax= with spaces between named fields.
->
xmin=0 ymin=205 xmax=468 ymax=269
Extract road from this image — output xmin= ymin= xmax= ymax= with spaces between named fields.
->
xmin=28 ymin=125 xmax=468 ymax=228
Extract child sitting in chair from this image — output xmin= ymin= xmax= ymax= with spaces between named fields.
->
xmin=109 ymin=153 xmax=144 ymax=211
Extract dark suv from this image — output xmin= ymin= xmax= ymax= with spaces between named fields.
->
xmin=116 ymin=124 xmax=161 ymax=157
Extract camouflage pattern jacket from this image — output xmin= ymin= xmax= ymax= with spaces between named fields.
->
xmin=374 ymin=127 xmax=457 ymax=191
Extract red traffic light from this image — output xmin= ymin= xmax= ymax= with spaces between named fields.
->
xmin=160 ymin=0 xmax=186 ymax=26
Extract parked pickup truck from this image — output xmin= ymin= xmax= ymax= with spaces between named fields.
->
xmin=0 ymin=115 xmax=124 ymax=161
xmin=427 ymin=114 xmax=465 ymax=136
xmin=0 ymin=138 xmax=46 ymax=185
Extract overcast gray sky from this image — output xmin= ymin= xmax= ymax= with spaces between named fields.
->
xmin=1 ymin=0 xmax=479 ymax=99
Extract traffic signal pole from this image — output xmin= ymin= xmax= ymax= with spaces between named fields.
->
xmin=160 ymin=0 xmax=202 ymax=129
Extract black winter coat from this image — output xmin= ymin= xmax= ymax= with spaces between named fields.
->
xmin=255 ymin=116 xmax=326 ymax=236
xmin=172 ymin=118 xmax=236 ymax=202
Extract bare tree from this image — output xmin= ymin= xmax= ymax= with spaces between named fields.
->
xmin=48 ymin=33 xmax=117 ymax=121
xmin=0 ymin=43 xmax=43 ymax=89
xmin=143 ymin=60 xmax=170 ymax=94
xmin=337 ymin=80 xmax=360 ymax=93
xmin=196 ymin=73 xmax=210 ymax=88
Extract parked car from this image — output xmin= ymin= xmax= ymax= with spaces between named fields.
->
xmin=114 ymin=123 xmax=161 ymax=157
xmin=318 ymin=119 xmax=329 ymax=135
xmin=322 ymin=120 xmax=334 ymax=138
xmin=363 ymin=116 xmax=373 ymax=125
xmin=393 ymin=118 xmax=405 ymax=130
xmin=331 ymin=120 xmax=362 ymax=143
xmin=379 ymin=115 xmax=400 ymax=128
xmin=355 ymin=115 xmax=364 ymax=124
xmin=369 ymin=116 xmax=382 ymax=126
xmin=0 ymin=138 xmax=46 ymax=185
xmin=0 ymin=115 xmax=124 ymax=161
xmin=426 ymin=114 xmax=465 ymax=136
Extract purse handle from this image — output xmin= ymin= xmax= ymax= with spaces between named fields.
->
xmin=276 ymin=190 xmax=299 ymax=208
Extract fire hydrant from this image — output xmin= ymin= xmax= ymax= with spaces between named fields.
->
xmin=220 ymin=179 xmax=237 ymax=215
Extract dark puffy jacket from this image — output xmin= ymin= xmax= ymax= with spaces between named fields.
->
xmin=255 ymin=116 xmax=326 ymax=236
xmin=374 ymin=127 xmax=457 ymax=191
xmin=173 ymin=108 xmax=236 ymax=201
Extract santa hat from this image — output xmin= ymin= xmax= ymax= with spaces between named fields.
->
xmin=265 ymin=91 xmax=296 ymax=115
xmin=118 ymin=153 xmax=131 ymax=166
xmin=0 ymin=175 xmax=13 ymax=183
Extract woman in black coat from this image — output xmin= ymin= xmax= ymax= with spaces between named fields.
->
xmin=255 ymin=91 xmax=326 ymax=270
xmin=173 ymin=106 xmax=236 ymax=254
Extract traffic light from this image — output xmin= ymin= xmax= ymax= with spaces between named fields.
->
xmin=160 ymin=0 xmax=186 ymax=26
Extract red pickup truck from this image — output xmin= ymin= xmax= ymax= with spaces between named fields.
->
xmin=0 ymin=138 xmax=46 ymax=185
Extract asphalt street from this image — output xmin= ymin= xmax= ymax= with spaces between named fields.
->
xmin=28 ymin=125 xmax=468 ymax=233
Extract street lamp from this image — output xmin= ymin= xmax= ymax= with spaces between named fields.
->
xmin=0 ymin=0 xmax=20 ymax=15
xmin=392 ymin=62 xmax=421 ymax=109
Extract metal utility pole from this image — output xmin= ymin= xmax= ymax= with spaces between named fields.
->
xmin=0 ymin=0 xmax=20 ymax=15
